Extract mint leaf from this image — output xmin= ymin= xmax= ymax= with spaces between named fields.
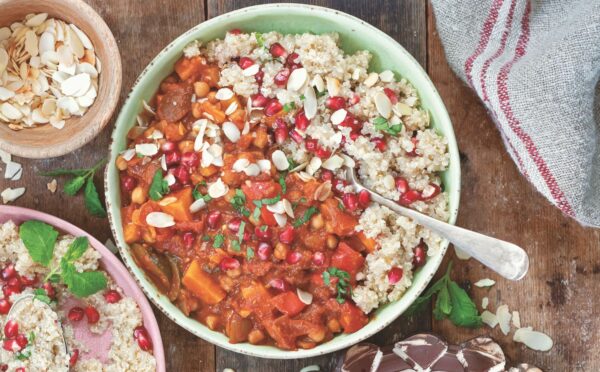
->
xmin=373 ymin=116 xmax=403 ymax=136
xmin=63 ymin=237 xmax=89 ymax=262
xmin=39 ymin=168 xmax=89 ymax=177
xmin=19 ymin=220 xmax=58 ymax=267
xmin=67 ymin=270 xmax=108 ymax=298
xmin=231 ymin=189 xmax=250 ymax=217
xmin=246 ymin=247 xmax=254 ymax=260
xmin=63 ymin=176 xmax=86 ymax=196
xmin=237 ymin=221 xmax=246 ymax=244
xmin=84 ymin=177 xmax=106 ymax=218
xmin=213 ymin=234 xmax=224 ymax=248
xmin=447 ymin=281 xmax=482 ymax=328
xmin=149 ymin=169 xmax=169 ymax=201
xmin=322 ymin=270 xmax=331 ymax=286
xmin=278 ymin=175 xmax=287 ymax=194
xmin=283 ymin=102 xmax=295 ymax=113
xmin=292 ymin=206 xmax=318 ymax=227
xmin=433 ymin=285 xmax=452 ymax=320
xmin=33 ymin=288 xmax=52 ymax=304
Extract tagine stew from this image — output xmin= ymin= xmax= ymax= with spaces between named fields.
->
xmin=117 ymin=31 xmax=446 ymax=350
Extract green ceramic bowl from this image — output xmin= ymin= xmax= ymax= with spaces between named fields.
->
xmin=106 ymin=3 xmax=460 ymax=359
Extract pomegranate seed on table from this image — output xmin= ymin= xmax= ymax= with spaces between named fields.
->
xmin=294 ymin=111 xmax=310 ymax=131
xmin=227 ymin=218 xmax=242 ymax=233
xmin=358 ymin=190 xmax=371 ymax=208
xmin=257 ymin=242 xmax=273 ymax=261
xmin=388 ymin=267 xmax=404 ymax=284
xmin=15 ymin=334 xmax=28 ymax=349
xmin=267 ymin=278 xmax=291 ymax=292
xmin=265 ymin=100 xmax=283 ymax=116
xmin=220 ymin=257 xmax=240 ymax=271
xmin=372 ymin=137 xmax=387 ymax=151
xmin=342 ymin=193 xmax=359 ymax=211
xmin=326 ymin=96 xmax=346 ymax=110
xmin=279 ymin=226 xmax=295 ymax=244
xmin=269 ymin=42 xmax=287 ymax=58
xmin=251 ymin=93 xmax=268 ymax=108
xmin=255 ymin=226 xmax=273 ymax=241
xmin=312 ymin=252 xmax=325 ymax=266
xmin=1 ymin=264 xmax=16 ymax=280
xmin=400 ymin=190 xmax=421 ymax=206
xmin=315 ymin=146 xmax=331 ymax=158
xmin=68 ymin=307 xmax=85 ymax=322
xmin=121 ymin=175 xmax=137 ymax=192
xmin=395 ymin=177 xmax=409 ymax=194
xmin=383 ymin=88 xmax=398 ymax=104
xmin=161 ymin=141 xmax=176 ymax=152
xmin=274 ymin=127 xmax=288 ymax=144
xmin=181 ymin=152 xmax=200 ymax=168
xmin=421 ymin=183 xmax=441 ymax=200
xmin=320 ymin=170 xmax=334 ymax=181
xmin=304 ymin=138 xmax=317 ymax=152
xmin=182 ymin=232 xmax=195 ymax=249
xmin=3 ymin=320 xmax=18 ymax=338
xmin=286 ymin=251 xmax=302 ymax=265
xmin=70 ymin=349 xmax=79 ymax=367
xmin=104 ymin=290 xmax=122 ymax=304
xmin=413 ymin=242 xmax=427 ymax=267
xmin=85 ymin=306 xmax=100 ymax=324
xmin=0 ymin=299 xmax=11 ymax=314
xmin=254 ymin=70 xmax=264 ymax=85
xmin=289 ymin=129 xmax=303 ymax=143
xmin=133 ymin=326 xmax=153 ymax=352
xmin=206 ymin=210 xmax=222 ymax=229
xmin=238 ymin=56 xmax=254 ymax=69
xmin=274 ymin=68 xmax=291 ymax=86
xmin=171 ymin=165 xmax=190 ymax=184
xmin=228 ymin=28 xmax=242 ymax=35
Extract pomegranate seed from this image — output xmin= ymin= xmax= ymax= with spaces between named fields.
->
xmin=395 ymin=177 xmax=409 ymax=194
xmin=312 ymin=252 xmax=325 ymax=266
xmin=220 ymin=257 xmax=240 ymax=271
xmin=15 ymin=334 xmax=27 ymax=349
xmin=15 ymin=368 xmax=24 ymax=372
xmin=315 ymin=146 xmax=331 ymax=158
xmin=169 ymin=183 xmax=182 ymax=192
xmin=279 ymin=226 xmax=295 ymax=244
xmin=228 ymin=28 xmax=242 ymax=35
xmin=326 ymin=96 xmax=346 ymax=110
xmin=400 ymin=190 xmax=421 ymax=206
xmin=342 ymin=193 xmax=359 ymax=211
xmin=269 ymin=42 xmax=287 ymax=58
xmin=358 ymin=190 xmax=371 ymax=208
xmin=267 ymin=278 xmax=291 ymax=292
xmin=121 ymin=175 xmax=137 ymax=193
xmin=70 ymin=349 xmax=79 ymax=367
xmin=274 ymin=127 xmax=288 ymax=144
xmin=4 ymin=320 xmax=18 ymax=338
xmin=406 ymin=137 xmax=419 ymax=157
xmin=350 ymin=94 xmax=361 ymax=105
xmin=255 ymin=70 xmax=264 ymax=85
xmin=2 ymin=339 xmax=18 ymax=352
xmin=413 ymin=243 xmax=427 ymax=267
xmin=332 ymin=179 xmax=347 ymax=193
xmin=274 ymin=68 xmax=291 ymax=86
xmin=286 ymin=52 xmax=300 ymax=65
xmin=20 ymin=275 xmax=36 ymax=287
xmin=0 ymin=299 xmax=11 ymax=314
xmin=182 ymin=232 xmax=195 ymax=249
xmin=161 ymin=141 xmax=176 ymax=152
xmin=206 ymin=210 xmax=222 ymax=229
xmin=85 ymin=306 xmax=100 ymax=324
xmin=421 ymin=183 xmax=441 ymax=201
xmin=349 ymin=132 xmax=360 ymax=141
xmin=372 ymin=137 xmax=387 ymax=151
xmin=104 ymin=290 xmax=122 ymax=304
xmin=7 ymin=278 xmax=21 ymax=292
xmin=274 ymin=118 xmax=287 ymax=129
xmin=0 ymin=364 xmax=7 ymax=371
xmin=294 ymin=111 xmax=310 ymax=131
xmin=1 ymin=264 xmax=16 ymax=280
xmin=164 ymin=151 xmax=180 ymax=167
xmin=388 ymin=267 xmax=404 ymax=284
xmin=171 ymin=165 xmax=190 ymax=184
xmin=286 ymin=251 xmax=302 ymax=265
xmin=320 ymin=170 xmax=334 ymax=181
xmin=181 ymin=152 xmax=200 ymax=169
xmin=68 ymin=307 xmax=85 ymax=321
xmin=3 ymin=285 xmax=18 ymax=298
xmin=383 ymin=88 xmax=398 ymax=104
xmin=305 ymin=139 xmax=317 ymax=152
xmin=255 ymin=226 xmax=273 ymax=241
xmin=251 ymin=93 xmax=268 ymax=108
xmin=257 ymin=242 xmax=273 ymax=261
xmin=227 ymin=218 xmax=242 ymax=233
xmin=265 ymin=100 xmax=283 ymax=116
xmin=134 ymin=326 xmax=153 ymax=351
xmin=42 ymin=282 xmax=55 ymax=299
xmin=340 ymin=114 xmax=362 ymax=132
xmin=289 ymin=130 xmax=303 ymax=143
xmin=239 ymin=56 xmax=254 ymax=69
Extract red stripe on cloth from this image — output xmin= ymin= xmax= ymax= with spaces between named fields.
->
xmin=496 ymin=2 xmax=575 ymax=216
xmin=464 ymin=0 xmax=504 ymax=87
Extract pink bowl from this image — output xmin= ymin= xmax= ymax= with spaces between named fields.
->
xmin=0 ymin=205 xmax=166 ymax=372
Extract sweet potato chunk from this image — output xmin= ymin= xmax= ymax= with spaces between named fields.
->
xmin=182 ymin=260 xmax=226 ymax=305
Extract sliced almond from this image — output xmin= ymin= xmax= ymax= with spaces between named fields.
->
xmin=474 ymin=278 xmax=496 ymax=288
xmin=189 ymin=198 xmax=207 ymax=213
xmin=257 ymin=159 xmax=271 ymax=173
xmin=1 ymin=103 xmax=23 ymax=120
xmin=160 ymin=154 xmax=167 ymax=171
xmin=364 ymin=72 xmax=379 ymax=87
xmin=512 ymin=311 xmax=521 ymax=329
xmin=513 ymin=327 xmax=553 ymax=352
xmin=273 ymin=212 xmax=287 ymax=227
xmin=393 ymin=102 xmax=412 ymax=116
xmin=303 ymin=85 xmax=317 ymax=120
xmin=158 ymin=196 xmax=177 ymax=206
xmin=224 ymin=101 xmax=238 ymax=116
xmin=312 ymin=74 xmax=325 ymax=92
xmin=135 ymin=143 xmax=158 ymax=157
xmin=0 ymin=87 xmax=16 ymax=101
xmin=496 ymin=304 xmax=511 ymax=335
xmin=121 ymin=148 xmax=136 ymax=161
xmin=146 ymin=212 xmax=175 ymax=228
xmin=282 ymin=199 xmax=294 ymax=218
xmin=25 ymin=13 xmax=48 ymax=27
xmin=379 ymin=70 xmax=395 ymax=82
xmin=481 ymin=296 xmax=489 ymax=310
xmin=287 ymin=67 xmax=308 ymax=92
xmin=193 ymin=119 xmax=208 ymax=151
xmin=215 ymin=87 xmax=234 ymax=101
xmin=243 ymin=163 xmax=260 ymax=177
xmin=321 ymin=155 xmax=344 ymax=171
xmin=330 ymin=109 xmax=347 ymax=125
xmin=207 ymin=178 xmax=229 ymax=198
xmin=374 ymin=92 xmax=392 ymax=118
xmin=4 ymin=161 xmax=22 ymax=180
xmin=241 ymin=63 xmax=260 ymax=77
xmin=69 ymin=24 xmax=93 ymax=51
xmin=296 ymin=288 xmax=313 ymax=305
xmin=313 ymin=181 xmax=332 ymax=201
xmin=271 ymin=150 xmax=289 ymax=171
xmin=164 ymin=173 xmax=176 ymax=186
xmin=1 ymin=187 xmax=25 ymax=203
xmin=60 ymin=73 xmax=91 ymax=97
xmin=305 ymin=156 xmax=322 ymax=176
xmin=24 ymin=30 xmax=39 ymax=57
xmin=232 ymin=158 xmax=251 ymax=172
xmin=222 ymin=121 xmax=240 ymax=143
xmin=267 ymin=201 xmax=286 ymax=215
xmin=326 ymin=77 xmax=340 ymax=96
xmin=481 ymin=310 xmax=498 ymax=328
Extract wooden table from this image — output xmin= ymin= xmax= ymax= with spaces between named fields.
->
xmin=10 ymin=1 xmax=599 ymax=371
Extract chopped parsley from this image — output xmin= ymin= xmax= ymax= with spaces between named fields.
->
xmin=231 ymin=189 xmax=250 ymax=217
xmin=15 ymin=350 xmax=31 ymax=360
xmin=252 ymin=207 xmax=262 ymax=220
xmin=260 ymin=225 xmax=268 ymax=232
xmin=255 ymin=32 xmax=265 ymax=47
xmin=149 ymin=169 xmax=169 ymax=201
xmin=287 ymin=157 xmax=298 ymax=171
xmin=231 ymin=240 xmax=241 ymax=251
xmin=338 ymin=201 xmax=345 ymax=210
xmin=246 ymin=247 xmax=255 ymax=260
xmin=322 ymin=267 xmax=352 ymax=304
xmin=192 ymin=184 xmax=212 ymax=202
xmin=373 ymin=116 xmax=403 ymax=136
xmin=300 ymin=94 xmax=306 ymax=100
xmin=237 ymin=221 xmax=246 ymax=244
xmin=278 ymin=174 xmax=287 ymax=193
xmin=292 ymin=206 xmax=318 ymax=227
xmin=283 ymin=102 xmax=296 ymax=113
xmin=202 ymin=235 xmax=211 ymax=242
xmin=213 ymin=234 xmax=225 ymax=248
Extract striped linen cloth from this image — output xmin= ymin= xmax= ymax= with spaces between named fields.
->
xmin=430 ymin=0 xmax=600 ymax=226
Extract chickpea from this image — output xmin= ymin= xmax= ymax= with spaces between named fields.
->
xmin=297 ymin=340 xmax=316 ymax=349
xmin=116 ymin=155 xmax=128 ymax=170
xmin=193 ymin=81 xmax=210 ymax=98
xmin=274 ymin=242 xmax=289 ymax=261
xmin=205 ymin=315 xmax=220 ymax=330
xmin=225 ymin=267 xmax=242 ymax=278
xmin=142 ymin=227 xmax=156 ymax=244
xmin=307 ymin=326 xmax=326 ymax=343
xmin=219 ymin=275 xmax=234 ymax=292
xmin=248 ymin=329 xmax=265 ymax=345
xmin=131 ymin=186 xmax=147 ymax=204
xmin=310 ymin=213 xmax=324 ymax=230
xmin=326 ymin=234 xmax=339 ymax=250
xmin=327 ymin=318 xmax=341 ymax=333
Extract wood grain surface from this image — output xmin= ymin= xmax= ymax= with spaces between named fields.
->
xmin=2 ymin=1 xmax=598 ymax=371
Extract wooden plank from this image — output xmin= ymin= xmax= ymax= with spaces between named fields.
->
xmin=206 ymin=1 xmax=428 ymax=370
xmin=427 ymin=6 xmax=600 ymax=371
xmin=6 ymin=1 xmax=214 ymax=372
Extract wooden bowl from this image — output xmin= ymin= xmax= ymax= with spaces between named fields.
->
xmin=0 ymin=0 xmax=121 ymax=159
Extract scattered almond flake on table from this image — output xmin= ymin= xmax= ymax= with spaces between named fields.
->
xmin=454 ymin=247 xmax=471 ymax=260
xmin=481 ymin=296 xmax=489 ymax=309
xmin=496 ymin=304 xmax=511 ymax=335
xmin=1 ymin=187 xmax=25 ymax=203
xmin=481 ymin=310 xmax=499 ymax=328
xmin=47 ymin=178 xmax=57 ymax=193
xmin=474 ymin=278 xmax=496 ymax=288
xmin=0 ymin=13 xmax=100 ymax=130
xmin=299 ymin=366 xmax=320 ymax=372
xmin=513 ymin=327 xmax=553 ymax=352
xmin=3 ymin=160 xmax=22 ymax=181
xmin=104 ymin=238 xmax=118 ymax=254
xmin=512 ymin=310 xmax=521 ymax=329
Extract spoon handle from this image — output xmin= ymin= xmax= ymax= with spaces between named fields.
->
xmin=366 ymin=190 xmax=529 ymax=280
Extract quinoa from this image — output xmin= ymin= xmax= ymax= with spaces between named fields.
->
xmin=0 ymin=220 xmax=156 ymax=371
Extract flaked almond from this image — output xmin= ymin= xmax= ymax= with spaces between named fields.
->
xmin=232 ymin=158 xmax=251 ymax=172
xmin=287 ymin=67 xmax=308 ymax=92
xmin=482 ymin=296 xmax=489 ymax=310
xmin=159 ymin=196 xmax=177 ymax=206
xmin=189 ymin=198 xmax=207 ymax=213
xmin=289 ymin=161 xmax=308 ymax=173
xmin=305 ymin=156 xmax=322 ymax=175
xmin=271 ymin=150 xmax=289 ymax=171
xmin=193 ymin=119 xmax=208 ymax=151
xmin=160 ymin=154 xmax=167 ymax=171
xmin=326 ymin=77 xmax=341 ymax=96
xmin=496 ymin=304 xmax=511 ymax=335
xmin=374 ymin=92 xmax=392 ymax=118
xmin=330 ymin=109 xmax=347 ymax=125
xmin=207 ymin=178 xmax=229 ymax=198
xmin=121 ymin=148 xmax=136 ymax=161
xmin=4 ymin=161 xmax=22 ymax=181
xmin=243 ymin=163 xmax=260 ymax=177
xmin=512 ymin=311 xmax=521 ymax=328
xmin=364 ymin=72 xmax=379 ymax=87
xmin=267 ymin=201 xmax=285 ymax=215
xmin=379 ymin=70 xmax=395 ymax=82
xmin=146 ymin=212 xmax=175 ymax=228
xmin=273 ymin=213 xmax=287 ymax=227
xmin=1 ymin=187 xmax=25 ymax=203
xmin=164 ymin=173 xmax=176 ymax=186
xmin=282 ymin=199 xmax=294 ymax=218
xmin=303 ymin=86 xmax=317 ymax=120
xmin=135 ymin=143 xmax=158 ymax=157
xmin=225 ymin=101 xmax=238 ymax=116
xmin=513 ymin=327 xmax=553 ymax=352
xmin=313 ymin=181 xmax=332 ymax=201
xmin=474 ymin=278 xmax=496 ymax=288
xmin=393 ymin=102 xmax=412 ymax=116
xmin=481 ymin=310 xmax=498 ymax=328
xmin=60 ymin=73 xmax=91 ymax=97
xmin=257 ymin=159 xmax=271 ymax=173
xmin=215 ymin=87 xmax=234 ymax=100
xmin=242 ymin=63 xmax=260 ymax=77
xmin=222 ymin=121 xmax=241 ymax=143
xmin=296 ymin=288 xmax=313 ymax=305
xmin=297 ymin=172 xmax=315 ymax=182
xmin=321 ymin=155 xmax=344 ymax=171
xmin=312 ymin=74 xmax=325 ymax=92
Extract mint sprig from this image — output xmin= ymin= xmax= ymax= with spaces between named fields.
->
xmin=40 ymin=158 xmax=107 ymax=217
xmin=149 ymin=169 xmax=169 ymax=201
xmin=373 ymin=116 xmax=402 ymax=136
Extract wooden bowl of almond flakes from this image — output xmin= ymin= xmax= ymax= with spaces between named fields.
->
xmin=0 ymin=0 xmax=121 ymax=159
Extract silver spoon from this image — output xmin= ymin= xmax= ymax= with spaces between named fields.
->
xmin=344 ymin=167 xmax=529 ymax=280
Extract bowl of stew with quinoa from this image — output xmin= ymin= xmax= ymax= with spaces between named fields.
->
xmin=106 ymin=4 xmax=460 ymax=358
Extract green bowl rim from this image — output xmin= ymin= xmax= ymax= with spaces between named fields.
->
xmin=105 ymin=3 xmax=461 ymax=359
